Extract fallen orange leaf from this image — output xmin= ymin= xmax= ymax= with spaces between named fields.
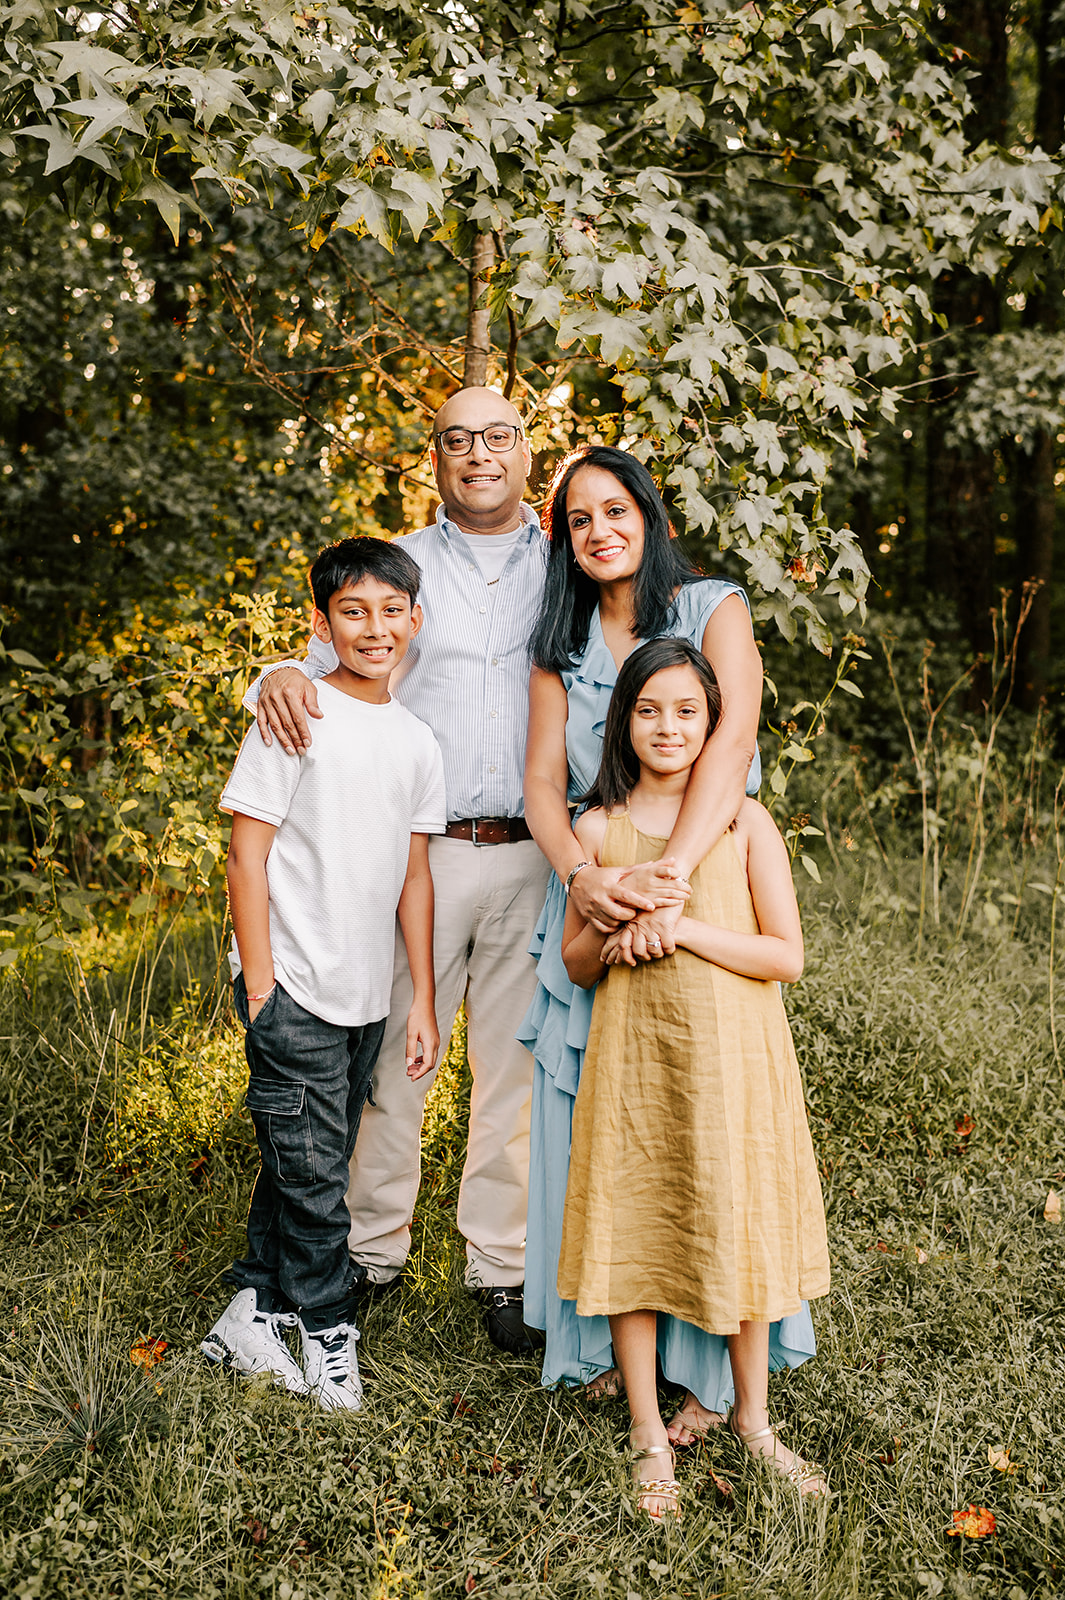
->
xmin=1044 ymin=1189 xmax=1061 ymax=1224
xmin=130 ymin=1336 xmax=167 ymax=1372
xmin=948 ymin=1504 xmax=996 ymax=1538
xmin=988 ymin=1446 xmax=1018 ymax=1475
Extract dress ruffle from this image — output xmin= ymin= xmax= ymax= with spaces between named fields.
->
xmin=518 ymin=579 xmax=813 ymax=1404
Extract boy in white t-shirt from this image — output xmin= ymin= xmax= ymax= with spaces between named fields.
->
xmin=201 ymin=537 xmax=446 ymax=1411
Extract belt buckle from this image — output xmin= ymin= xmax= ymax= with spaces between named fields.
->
xmin=471 ymin=817 xmax=500 ymax=846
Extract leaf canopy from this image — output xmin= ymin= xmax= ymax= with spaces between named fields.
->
xmin=2 ymin=0 xmax=1063 ymax=646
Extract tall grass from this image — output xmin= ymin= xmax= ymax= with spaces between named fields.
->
xmin=0 ymin=609 xmax=1062 ymax=1596
xmin=0 ymin=851 xmax=1061 ymax=1599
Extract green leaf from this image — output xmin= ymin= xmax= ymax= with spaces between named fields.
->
xmin=8 ymin=649 xmax=45 ymax=668
xmin=836 ymin=678 xmax=864 ymax=697
xmin=60 ymin=88 xmax=146 ymax=146
xmin=799 ymin=854 xmax=822 ymax=883
xmin=19 ymin=118 xmax=81 ymax=176
xmin=387 ymin=170 xmax=443 ymax=240
xmin=559 ymin=309 xmax=646 ymax=369
xmin=601 ymin=254 xmax=645 ymax=305
xmin=301 ymin=88 xmax=336 ymax=137
xmin=41 ymin=40 xmax=139 ymax=84
xmin=0 ymin=949 xmax=20 ymax=969
xmin=245 ymin=134 xmax=316 ymax=190
xmin=335 ymin=180 xmax=391 ymax=247
xmin=137 ymin=177 xmax=185 ymax=244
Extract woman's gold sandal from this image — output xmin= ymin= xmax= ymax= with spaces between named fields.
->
xmin=731 ymin=1420 xmax=828 ymax=1497
xmin=631 ymin=1440 xmax=682 ymax=1521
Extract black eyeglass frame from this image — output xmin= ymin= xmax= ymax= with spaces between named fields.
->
xmin=432 ymin=424 xmax=525 ymax=457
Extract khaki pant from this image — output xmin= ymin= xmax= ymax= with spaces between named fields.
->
xmin=346 ymin=835 xmax=551 ymax=1287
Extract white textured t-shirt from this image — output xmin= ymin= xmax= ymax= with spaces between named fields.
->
xmin=220 ymin=682 xmax=446 ymax=1026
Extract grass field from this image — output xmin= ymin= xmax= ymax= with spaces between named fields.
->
xmin=0 ymin=857 xmax=1062 ymax=1600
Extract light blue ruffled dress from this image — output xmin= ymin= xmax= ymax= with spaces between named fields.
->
xmin=519 ymin=580 xmax=817 ymax=1406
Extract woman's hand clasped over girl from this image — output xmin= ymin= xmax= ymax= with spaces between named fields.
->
xmin=520 ymin=444 xmax=822 ymax=1513
xmin=558 ymin=640 xmax=830 ymax=1519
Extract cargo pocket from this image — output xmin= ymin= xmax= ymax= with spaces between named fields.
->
xmin=245 ymin=1080 xmax=313 ymax=1185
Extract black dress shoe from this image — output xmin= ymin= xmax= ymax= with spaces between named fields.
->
xmin=476 ymin=1284 xmax=546 ymax=1356
xmin=350 ymin=1261 xmax=403 ymax=1304
xmin=359 ymin=1274 xmax=405 ymax=1305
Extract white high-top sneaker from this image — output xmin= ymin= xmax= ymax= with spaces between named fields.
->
xmin=299 ymin=1319 xmax=363 ymax=1412
xmin=200 ymin=1289 xmax=307 ymax=1394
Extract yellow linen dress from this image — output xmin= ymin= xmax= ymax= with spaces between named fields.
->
xmin=557 ymin=813 xmax=830 ymax=1335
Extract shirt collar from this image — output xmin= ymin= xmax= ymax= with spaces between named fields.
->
xmin=434 ymin=501 xmax=541 ymax=545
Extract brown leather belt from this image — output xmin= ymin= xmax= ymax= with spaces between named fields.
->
xmin=443 ymin=816 xmax=533 ymax=846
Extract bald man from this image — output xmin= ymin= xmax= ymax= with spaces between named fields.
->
xmin=250 ymin=389 xmax=551 ymax=1354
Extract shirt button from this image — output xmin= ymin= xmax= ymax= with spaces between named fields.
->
xmin=480 ymin=606 xmax=487 ymax=615
xmin=469 ymin=564 xmax=475 ymax=572
xmin=489 ymin=765 xmax=497 ymax=773
xmin=490 ymin=710 xmax=498 ymax=718
xmin=492 ymin=657 xmax=499 ymax=665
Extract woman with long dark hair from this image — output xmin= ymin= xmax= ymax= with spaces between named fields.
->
xmin=520 ymin=445 xmax=816 ymax=1470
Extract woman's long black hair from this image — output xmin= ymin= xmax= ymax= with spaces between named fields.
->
xmin=530 ymin=445 xmax=700 ymax=672
xmin=582 ymin=638 xmax=722 ymax=813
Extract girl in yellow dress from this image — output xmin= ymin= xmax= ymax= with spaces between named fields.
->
xmin=559 ymin=638 xmax=830 ymax=1520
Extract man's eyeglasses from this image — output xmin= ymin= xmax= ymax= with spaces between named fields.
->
xmin=434 ymin=424 xmax=524 ymax=457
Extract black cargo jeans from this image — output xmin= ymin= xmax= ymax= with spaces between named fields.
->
xmin=225 ymin=974 xmax=386 ymax=1330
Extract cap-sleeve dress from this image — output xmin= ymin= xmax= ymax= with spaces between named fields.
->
xmin=518 ymin=579 xmax=818 ymax=1405
xmin=558 ymin=813 xmax=831 ymax=1329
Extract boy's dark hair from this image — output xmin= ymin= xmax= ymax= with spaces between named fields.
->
xmin=583 ymin=638 xmax=722 ymax=813
xmin=530 ymin=444 xmax=701 ymax=673
xmin=310 ymin=536 xmax=421 ymax=613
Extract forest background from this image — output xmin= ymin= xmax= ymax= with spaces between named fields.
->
xmin=0 ymin=3 xmax=1064 ymax=1598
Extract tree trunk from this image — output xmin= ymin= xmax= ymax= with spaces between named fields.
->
xmin=1014 ymin=0 xmax=1065 ymax=707
xmin=463 ymin=232 xmax=495 ymax=387
xmin=923 ymin=2 xmax=1011 ymax=682
xmin=1015 ymin=433 xmax=1055 ymax=708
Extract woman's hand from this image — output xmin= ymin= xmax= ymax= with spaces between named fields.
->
xmin=567 ymin=864 xmax=650 ymax=933
xmin=618 ymin=858 xmax=691 ymax=908
xmin=602 ymin=901 xmax=684 ymax=965
xmin=257 ymin=667 xmax=323 ymax=754
xmin=568 ymin=860 xmax=690 ymax=934
xmin=248 ymin=994 xmax=269 ymax=1022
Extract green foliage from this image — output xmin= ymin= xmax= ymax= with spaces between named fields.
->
xmin=0 ymin=590 xmax=307 ymax=961
xmin=947 ymin=329 xmax=1065 ymax=453
xmin=0 ymin=188 xmax=336 ymax=654
xmin=4 ymin=3 xmax=1063 ymax=649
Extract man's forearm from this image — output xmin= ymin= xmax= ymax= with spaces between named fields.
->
xmin=241 ymin=633 xmax=335 ymax=712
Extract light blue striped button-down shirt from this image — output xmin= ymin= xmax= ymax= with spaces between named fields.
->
xmin=245 ymin=505 xmax=548 ymax=822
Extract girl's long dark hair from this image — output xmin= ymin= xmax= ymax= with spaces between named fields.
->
xmin=530 ymin=445 xmax=700 ymax=672
xmin=583 ymin=638 xmax=722 ymax=813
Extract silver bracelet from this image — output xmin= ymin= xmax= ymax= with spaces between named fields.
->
xmin=563 ymin=861 xmax=591 ymax=896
